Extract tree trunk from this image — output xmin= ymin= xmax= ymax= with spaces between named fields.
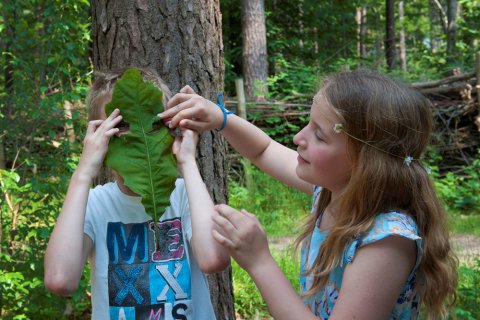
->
xmin=398 ymin=1 xmax=407 ymax=71
xmin=356 ymin=5 xmax=367 ymax=59
xmin=298 ymin=0 xmax=304 ymax=52
xmin=446 ymin=0 xmax=458 ymax=64
xmin=428 ymin=0 xmax=438 ymax=53
xmin=241 ymin=0 xmax=268 ymax=99
xmin=385 ymin=0 xmax=396 ymax=71
xmin=90 ymin=1 xmax=235 ymax=319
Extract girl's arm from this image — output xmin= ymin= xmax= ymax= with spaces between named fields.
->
xmin=329 ymin=236 xmax=416 ymax=319
xmin=44 ymin=110 xmax=122 ymax=295
xmin=212 ymin=205 xmax=318 ymax=320
xmin=160 ymin=87 xmax=312 ymax=195
xmin=174 ymin=129 xmax=230 ymax=273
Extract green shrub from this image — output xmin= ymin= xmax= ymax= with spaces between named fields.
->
xmin=228 ymin=167 xmax=310 ymax=238
xmin=451 ymin=260 xmax=480 ymax=319
xmin=428 ymin=150 xmax=480 ymax=215
xmin=233 ymin=248 xmax=300 ymax=319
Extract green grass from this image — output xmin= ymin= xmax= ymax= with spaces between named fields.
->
xmin=448 ymin=214 xmax=480 ymax=236
xmin=233 ymin=248 xmax=300 ymax=319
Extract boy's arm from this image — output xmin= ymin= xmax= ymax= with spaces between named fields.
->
xmin=44 ymin=110 xmax=122 ymax=295
xmin=174 ymin=130 xmax=230 ymax=273
xmin=44 ymin=172 xmax=94 ymax=295
xmin=161 ymin=87 xmax=312 ymax=195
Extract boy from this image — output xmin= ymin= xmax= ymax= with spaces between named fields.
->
xmin=44 ymin=68 xmax=229 ymax=319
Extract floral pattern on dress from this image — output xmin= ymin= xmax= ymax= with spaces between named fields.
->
xmin=300 ymin=186 xmax=422 ymax=320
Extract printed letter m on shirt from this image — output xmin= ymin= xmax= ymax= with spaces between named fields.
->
xmin=107 ymin=222 xmax=148 ymax=264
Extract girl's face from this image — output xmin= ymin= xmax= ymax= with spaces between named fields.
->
xmin=293 ymin=94 xmax=353 ymax=195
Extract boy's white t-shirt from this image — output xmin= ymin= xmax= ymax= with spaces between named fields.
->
xmin=83 ymin=179 xmax=216 ymax=320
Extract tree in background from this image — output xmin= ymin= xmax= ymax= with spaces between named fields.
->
xmin=241 ymin=0 xmax=268 ymax=99
xmin=398 ymin=1 xmax=407 ymax=71
xmin=446 ymin=0 xmax=458 ymax=65
xmin=90 ymin=0 xmax=235 ymax=318
xmin=385 ymin=0 xmax=396 ymax=70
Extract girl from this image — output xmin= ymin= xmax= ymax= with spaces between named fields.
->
xmin=159 ymin=70 xmax=458 ymax=319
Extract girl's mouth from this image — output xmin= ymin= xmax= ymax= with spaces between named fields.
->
xmin=297 ymin=153 xmax=309 ymax=164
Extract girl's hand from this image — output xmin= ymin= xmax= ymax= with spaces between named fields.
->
xmin=76 ymin=109 xmax=122 ymax=180
xmin=158 ymin=85 xmax=224 ymax=132
xmin=212 ymin=204 xmax=272 ymax=272
xmin=172 ymin=129 xmax=199 ymax=170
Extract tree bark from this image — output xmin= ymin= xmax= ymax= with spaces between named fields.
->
xmin=356 ymin=5 xmax=367 ymax=59
xmin=297 ymin=0 xmax=304 ymax=52
xmin=385 ymin=0 xmax=396 ymax=71
xmin=446 ymin=0 xmax=458 ymax=64
xmin=398 ymin=1 xmax=407 ymax=71
xmin=241 ymin=0 xmax=268 ymax=99
xmin=90 ymin=1 xmax=235 ymax=318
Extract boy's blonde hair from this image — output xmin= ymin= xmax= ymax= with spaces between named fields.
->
xmin=87 ymin=67 xmax=172 ymax=121
xmin=296 ymin=69 xmax=457 ymax=319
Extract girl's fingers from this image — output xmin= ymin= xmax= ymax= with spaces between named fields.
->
xmin=179 ymin=85 xmax=195 ymax=94
xmin=215 ymin=204 xmax=247 ymax=227
xmin=167 ymin=100 xmax=197 ymax=128
xmin=164 ymin=93 xmax=194 ymax=113
xmin=212 ymin=213 xmax=239 ymax=244
xmin=212 ymin=229 xmax=235 ymax=250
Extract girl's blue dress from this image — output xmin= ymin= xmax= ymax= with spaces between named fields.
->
xmin=300 ymin=186 xmax=422 ymax=319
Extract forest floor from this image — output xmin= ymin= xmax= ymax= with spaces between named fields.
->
xmin=269 ymin=234 xmax=480 ymax=265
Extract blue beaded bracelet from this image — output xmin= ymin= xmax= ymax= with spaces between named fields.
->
xmin=214 ymin=92 xmax=235 ymax=131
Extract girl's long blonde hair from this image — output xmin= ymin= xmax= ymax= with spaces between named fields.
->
xmin=296 ymin=70 xmax=457 ymax=319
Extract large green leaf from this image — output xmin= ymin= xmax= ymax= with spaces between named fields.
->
xmin=104 ymin=68 xmax=177 ymax=223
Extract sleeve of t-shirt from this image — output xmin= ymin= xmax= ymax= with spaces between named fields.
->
xmin=171 ymin=178 xmax=192 ymax=241
xmin=343 ymin=211 xmax=422 ymax=269
xmin=83 ymin=189 xmax=96 ymax=244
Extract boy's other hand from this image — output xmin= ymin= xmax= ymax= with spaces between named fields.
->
xmin=173 ymin=129 xmax=199 ymax=170
xmin=158 ymin=85 xmax=224 ymax=132
xmin=76 ymin=109 xmax=123 ymax=181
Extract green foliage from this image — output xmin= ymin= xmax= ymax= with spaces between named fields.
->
xmin=429 ymin=150 xmax=480 ymax=214
xmin=266 ymin=57 xmax=321 ymax=101
xmin=105 ymin=69 xmax=177 ymax=222
xmin=233 ymin=248 xmax=300 ymax=319
xmin=229 ymin=167 xmax=310 ymax=237
xmin=0 ymin=0 xmax=92 ymax=317
xmin=452 ymin=260 xmax=480 ymax=319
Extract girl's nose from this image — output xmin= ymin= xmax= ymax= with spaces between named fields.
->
xmin=293 ymin=126 xmax=307 ymax=147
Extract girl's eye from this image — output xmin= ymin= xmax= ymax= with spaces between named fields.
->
xmin=315 ymin=132 xmax=324 ymax=141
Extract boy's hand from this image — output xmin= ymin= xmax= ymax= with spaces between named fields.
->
xmin=158 ymin=85 xmax=224 ymax=132
xmin=212 ymin=205 xmax=271 ymax=273
xmin=173 ymin=129 xmax=199 ymax=170
xmin=76 ymin=109 xmax=123 ymax=181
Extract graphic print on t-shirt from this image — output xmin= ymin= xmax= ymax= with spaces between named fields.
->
xmin=106 ymin=218 xmax=191 ymax=320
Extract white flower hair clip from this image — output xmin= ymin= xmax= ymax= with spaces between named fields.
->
xmin=403 ymin=155 xmax=413 ymax=167
xmin=333 ymin=123 xmax=343 ymax=134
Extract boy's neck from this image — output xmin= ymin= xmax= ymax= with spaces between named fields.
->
xmin=113 ymin=172 xmax=139 ymax=196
